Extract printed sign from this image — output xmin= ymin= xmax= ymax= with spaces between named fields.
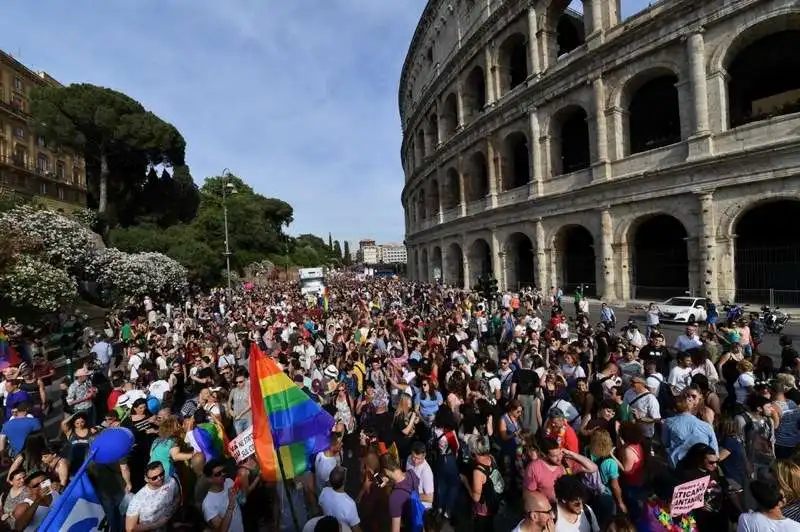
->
xmin=228 ymin=427 xmax=255 ymax=463
xmin=670 ymin=475 xmax=710 ymax=517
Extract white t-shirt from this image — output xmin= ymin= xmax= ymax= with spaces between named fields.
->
xmin=303 ymin=517 xmax=352 ymax=532
xmin=318 ymin=487 xmax=360 ymax=528
xmin=555 ymin=504 xmax=599 ymax=532
xmin=734 ymin=372 xmax=756 ymax=404
xmin=737 ymin=511 xmax=800 ymax=532
xmin=668 ymin=366 xmax=694 ymax=394
xmin=646 ymin=373 xmax=665 ymax=395
xmin=129 ymin=352 xmax=145 ymax=381
xmin=314 ymin=453 xmax=340 ymax=495
xmin=148 ymin=380 xmax=171 ymax=402
xmin=126 ymin=478 xmax=179 ymax=531
xmin=623 ymin=389 xmax=661 ymax=438
xmin=405 ymin=457 xmax=435 ymax=508
xmin=202 ymin=478 xmax=244 ymax=532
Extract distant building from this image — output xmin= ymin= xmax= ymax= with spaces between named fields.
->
xmin=0 ymin=50 xmax=87 ymax=211
xmin=356 ymin=239 xmax=407 ymax=265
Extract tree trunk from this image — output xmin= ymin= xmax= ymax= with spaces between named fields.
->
xmin=98 ymin=153 xmax=109 ymax=214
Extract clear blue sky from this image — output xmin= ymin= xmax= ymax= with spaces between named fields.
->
xmin=0 ymin=0 xmax=652 ymax=246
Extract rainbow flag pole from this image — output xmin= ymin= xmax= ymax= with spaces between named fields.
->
xmin=249 ymin=343 xmax=334 ymax=532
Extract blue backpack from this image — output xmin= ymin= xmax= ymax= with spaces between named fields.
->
xmin=398 ymin=486 xmax=426 ymax=532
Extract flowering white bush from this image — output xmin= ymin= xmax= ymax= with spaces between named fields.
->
xmin=90 ymin=248 xmax=187 ymax=299
xmin=72 ymin=208 xmax=100 ymax=230
xmin=0 ymin=256 xmax=76 ymax=312
xmin=0 ymin=205 xmax=98 ymax=274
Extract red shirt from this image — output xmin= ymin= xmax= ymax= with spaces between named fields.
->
xmin=107 ymin=389 xmax=124 ymax=411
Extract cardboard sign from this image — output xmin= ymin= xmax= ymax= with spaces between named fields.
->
xmin=670 ymin=475 xmax=710 ymax=517
xmin=228 ymin=427 xmax=255 ymax=463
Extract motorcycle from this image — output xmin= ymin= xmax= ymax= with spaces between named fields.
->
xmin=723 ymin=302 xmax=745 ymax=323
xmin=761 ymin=305 xmax=791 ymax=334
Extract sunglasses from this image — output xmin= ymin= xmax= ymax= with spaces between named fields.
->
xmin=236 ymin=380 xmax=245 ymax=384
xmin=147 ymin=472 xmax=165 ymax=481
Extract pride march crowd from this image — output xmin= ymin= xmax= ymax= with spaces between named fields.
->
xmin=0 ymin=273 xmax=799 ymax=532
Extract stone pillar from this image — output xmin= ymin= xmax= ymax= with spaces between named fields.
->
xmin=586 ymin=0 xmax=606 ymax=49
xmin=526 ymin=5 xmax=541 ymax=78
xmin=614 ymin=243 xmax=631 ymax=301
xmin=462 ymin=235 xmax=472 ymax=289
xmin=686 ymin=29 xmax=713 ymax=159
xmin=436 ymin=177 xmax=444 ymax=223
xmin=607 ymin=107 xmax=626 ymax=160
xmin=435 ymin=101 xmax=443 ymax=148
xmin=529 ymin=108 xmax=543 ymax=198
xmin=484 ymin=47 xmax=496 ymax=107
xmin=535 ymin=218 xmax=547 ymax=290
xmin=698 ymin=191 xmax=718 ymax=301
xmin=717 ymin=236 xmax=736 ymax=302
xmin=539 ymin=134 xmax=552 ymax=179
xmin=600 ymin=207 xmax=617 ymax=301
xmin=487 ymin=137 xmax=498 ymax=209
xmin=456 ymin=83 xmax=465 ymax=130
xmin=591 ymin=77 xmax=611 ymax=182
xmin=491 ymin=228 xmax=504 ymax=288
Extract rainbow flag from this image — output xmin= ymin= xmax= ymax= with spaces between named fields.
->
xmin=322 ymin=287 xmax=330 ymax=313
xmin=249 ymin=343 xmax=334 ymax=482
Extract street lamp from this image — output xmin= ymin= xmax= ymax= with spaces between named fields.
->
xmin=221 ymin=169 xmax=236 ymax=306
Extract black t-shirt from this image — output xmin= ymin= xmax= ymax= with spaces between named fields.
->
xmin=513 ymin=369 xmax=539 ymax=396
xmin=639 ymin=345 xmax=671 ymax=373
xmin=781 ymin=346 xmax=799 ymax=373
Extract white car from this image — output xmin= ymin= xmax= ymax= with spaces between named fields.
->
xmin=658 ymin=297 xmax=709 ymax=323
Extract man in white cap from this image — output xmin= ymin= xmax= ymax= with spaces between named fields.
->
xmin=67 ymin=367 xmax=96 ymax=425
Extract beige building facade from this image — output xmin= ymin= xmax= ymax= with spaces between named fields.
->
xmin=0 ymin=50 xmax=87 ymax=211
xmin=399 ymin=0 xmax=800 ymax=304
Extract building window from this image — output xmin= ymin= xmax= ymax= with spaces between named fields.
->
xmin=57 ymin=187 xmax=64 ymax=200
xmin=13 ymin=127 xmax=24 ymax=140
xmin=39 ymin=182 xmax=46 ymax=196
xmin=72 ymin=167 xmax=80 ymax=184
xmin=37 ymin=154 xmax=49 ymax=174
xmin=36 ymin=135 xmax=46 ymax=148
xmin=13 ymin=147 xmax=26 ymax=167
xmin=11 ymin=97 xmax=24 ymax=113
xmin=12 ymin=77 xmax=23 ymax=93
xmin=56 ymin=160 xmax=65 ymax=179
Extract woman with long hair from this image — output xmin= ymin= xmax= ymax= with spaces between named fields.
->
xmin=392 ymin=393 xmax=418 ymax=465
xmin=774 ymin=460 xmax=800 ymax=522
xmin=616 ymin=423 xmax=645 ymax=522
xmin=676 ymin=443 xmax=738 ymax=530
xmin=586 ymin=429 xmax=625 ymax=527
xmin=59 ymin=411 xmax=97 ymax=478
xmin=432 ymin=407 xmax=460 ymax=523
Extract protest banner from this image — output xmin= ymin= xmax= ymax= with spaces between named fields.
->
xmin=228 ymin=427 xmax=255 ymax=463
xmin=670 ymin=475 xmax=710 ymax=517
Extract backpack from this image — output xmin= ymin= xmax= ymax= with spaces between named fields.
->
xmin=582 ymin=457 xmax=611 ymax=497
xmin=500 ymin=371 xmax=514 ymax=400
xmin=589 ymin=375 xmax=611 ymax=401
xmin=653 ymin=374 xmax=676 ymax=414
xmin=476 ymin=460 xmax=505 ymax=513
xmin=397 ymin=484 xmax=426 ymax=532
xmin=479 ymin=375 xmax=497 ymax=404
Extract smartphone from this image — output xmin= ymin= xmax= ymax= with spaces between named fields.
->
xmin=40 ymin=479 xmax=52 ymax=495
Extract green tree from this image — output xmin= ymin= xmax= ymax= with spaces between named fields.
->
xmin=29 ymin=83 xmax=186 ymax=216
xmin=328 ymin=232 xmax=333 ymax=249
xmin=343 ymin=241 xmax=351 ymax=265
xmin=333 ymin=240 xmax=342 ymax=261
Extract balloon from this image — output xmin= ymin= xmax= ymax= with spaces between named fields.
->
xmin=147 ymin=396 xmax=161 ymax=413
xmin=90 ymin=427 xmax=134 ymax=464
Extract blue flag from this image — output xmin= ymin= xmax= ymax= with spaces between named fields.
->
xmin=39 ymin=457 xmax=106 ymax=532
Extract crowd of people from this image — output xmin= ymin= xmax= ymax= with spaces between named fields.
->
xmin=0 ymin=275 xmax=798 ymax=531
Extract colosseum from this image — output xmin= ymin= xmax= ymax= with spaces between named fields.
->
xmin=399 ymin=0 xmax=800 ymax=305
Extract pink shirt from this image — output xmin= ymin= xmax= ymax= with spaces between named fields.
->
xmin=524 ymin=459 xmax=565 ymax=502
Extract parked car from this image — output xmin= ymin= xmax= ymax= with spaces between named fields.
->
xmin=658 ymin=297 xmax=709 ymax=323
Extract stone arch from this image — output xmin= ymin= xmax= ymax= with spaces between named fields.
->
xmin=441 ymin=92 xmax=459 ymax=140
xmin=552 ymin=223 xmax=596 ymax=295
xmin=549 ymin=104 xmax=591 ymax=176
xmin=467 ymin=237 xmax=493 ymax=280
xmin=497 ymin=32 xmax=529 ymax=95
xmin=709 ymin=10 xmax=800 ymax=130
xmin=501 ymin=131 xmax=531 ymax=191
xmin=540 ymin=0 xmax=586 ymax=66
xmin=443 ymin=167 xmax=461 ymax=210
xmin=446 ymin=242 xmax=465 ymax=288
xmin=466 ymin=150 xmax=490 ymax=202
xmin=619 ymin=66 xmax=682 ymax=155
xmin=505 ymin=231 xmax=535 ymax=291
xmin=732 ymin=198 xmax=800 ymax=303
xmin=431 ymin=246 xmax=443 ymax=282
xmin=425 ymin=113 xmax=439 ymax=152
xmin=624 ymin=213 xmax=690 ymax=300
xmin=463 ymin=65 xmax=487 ymax=123
xmin=429 ymin=178 xmax=441 ymax=217
xmin=415 ymin=129 xmax=426 ymax=160
xmin=420 ymin=248 xmax=430 ymax=282
xmin=418 ymin=189 xmax=428 ymax=220
xmin=411 ymin=248 xmax=419 ymax=279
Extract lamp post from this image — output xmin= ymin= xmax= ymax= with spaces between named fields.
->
xmin=221 ymin=169 xmax=234 ymax=305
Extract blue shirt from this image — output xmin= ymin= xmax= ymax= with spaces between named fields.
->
xmin=91 ymin=340 xmax=112 ymax=365
xmin=415 ymin=390 xmax=443 ymax=417
xmin=4 ymin=390 xmax=29 ymax=422
xmin=1 ymin=416 xmax=42 ymax=455
xmin=662 ymin=412 xmax=719 ymax=468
